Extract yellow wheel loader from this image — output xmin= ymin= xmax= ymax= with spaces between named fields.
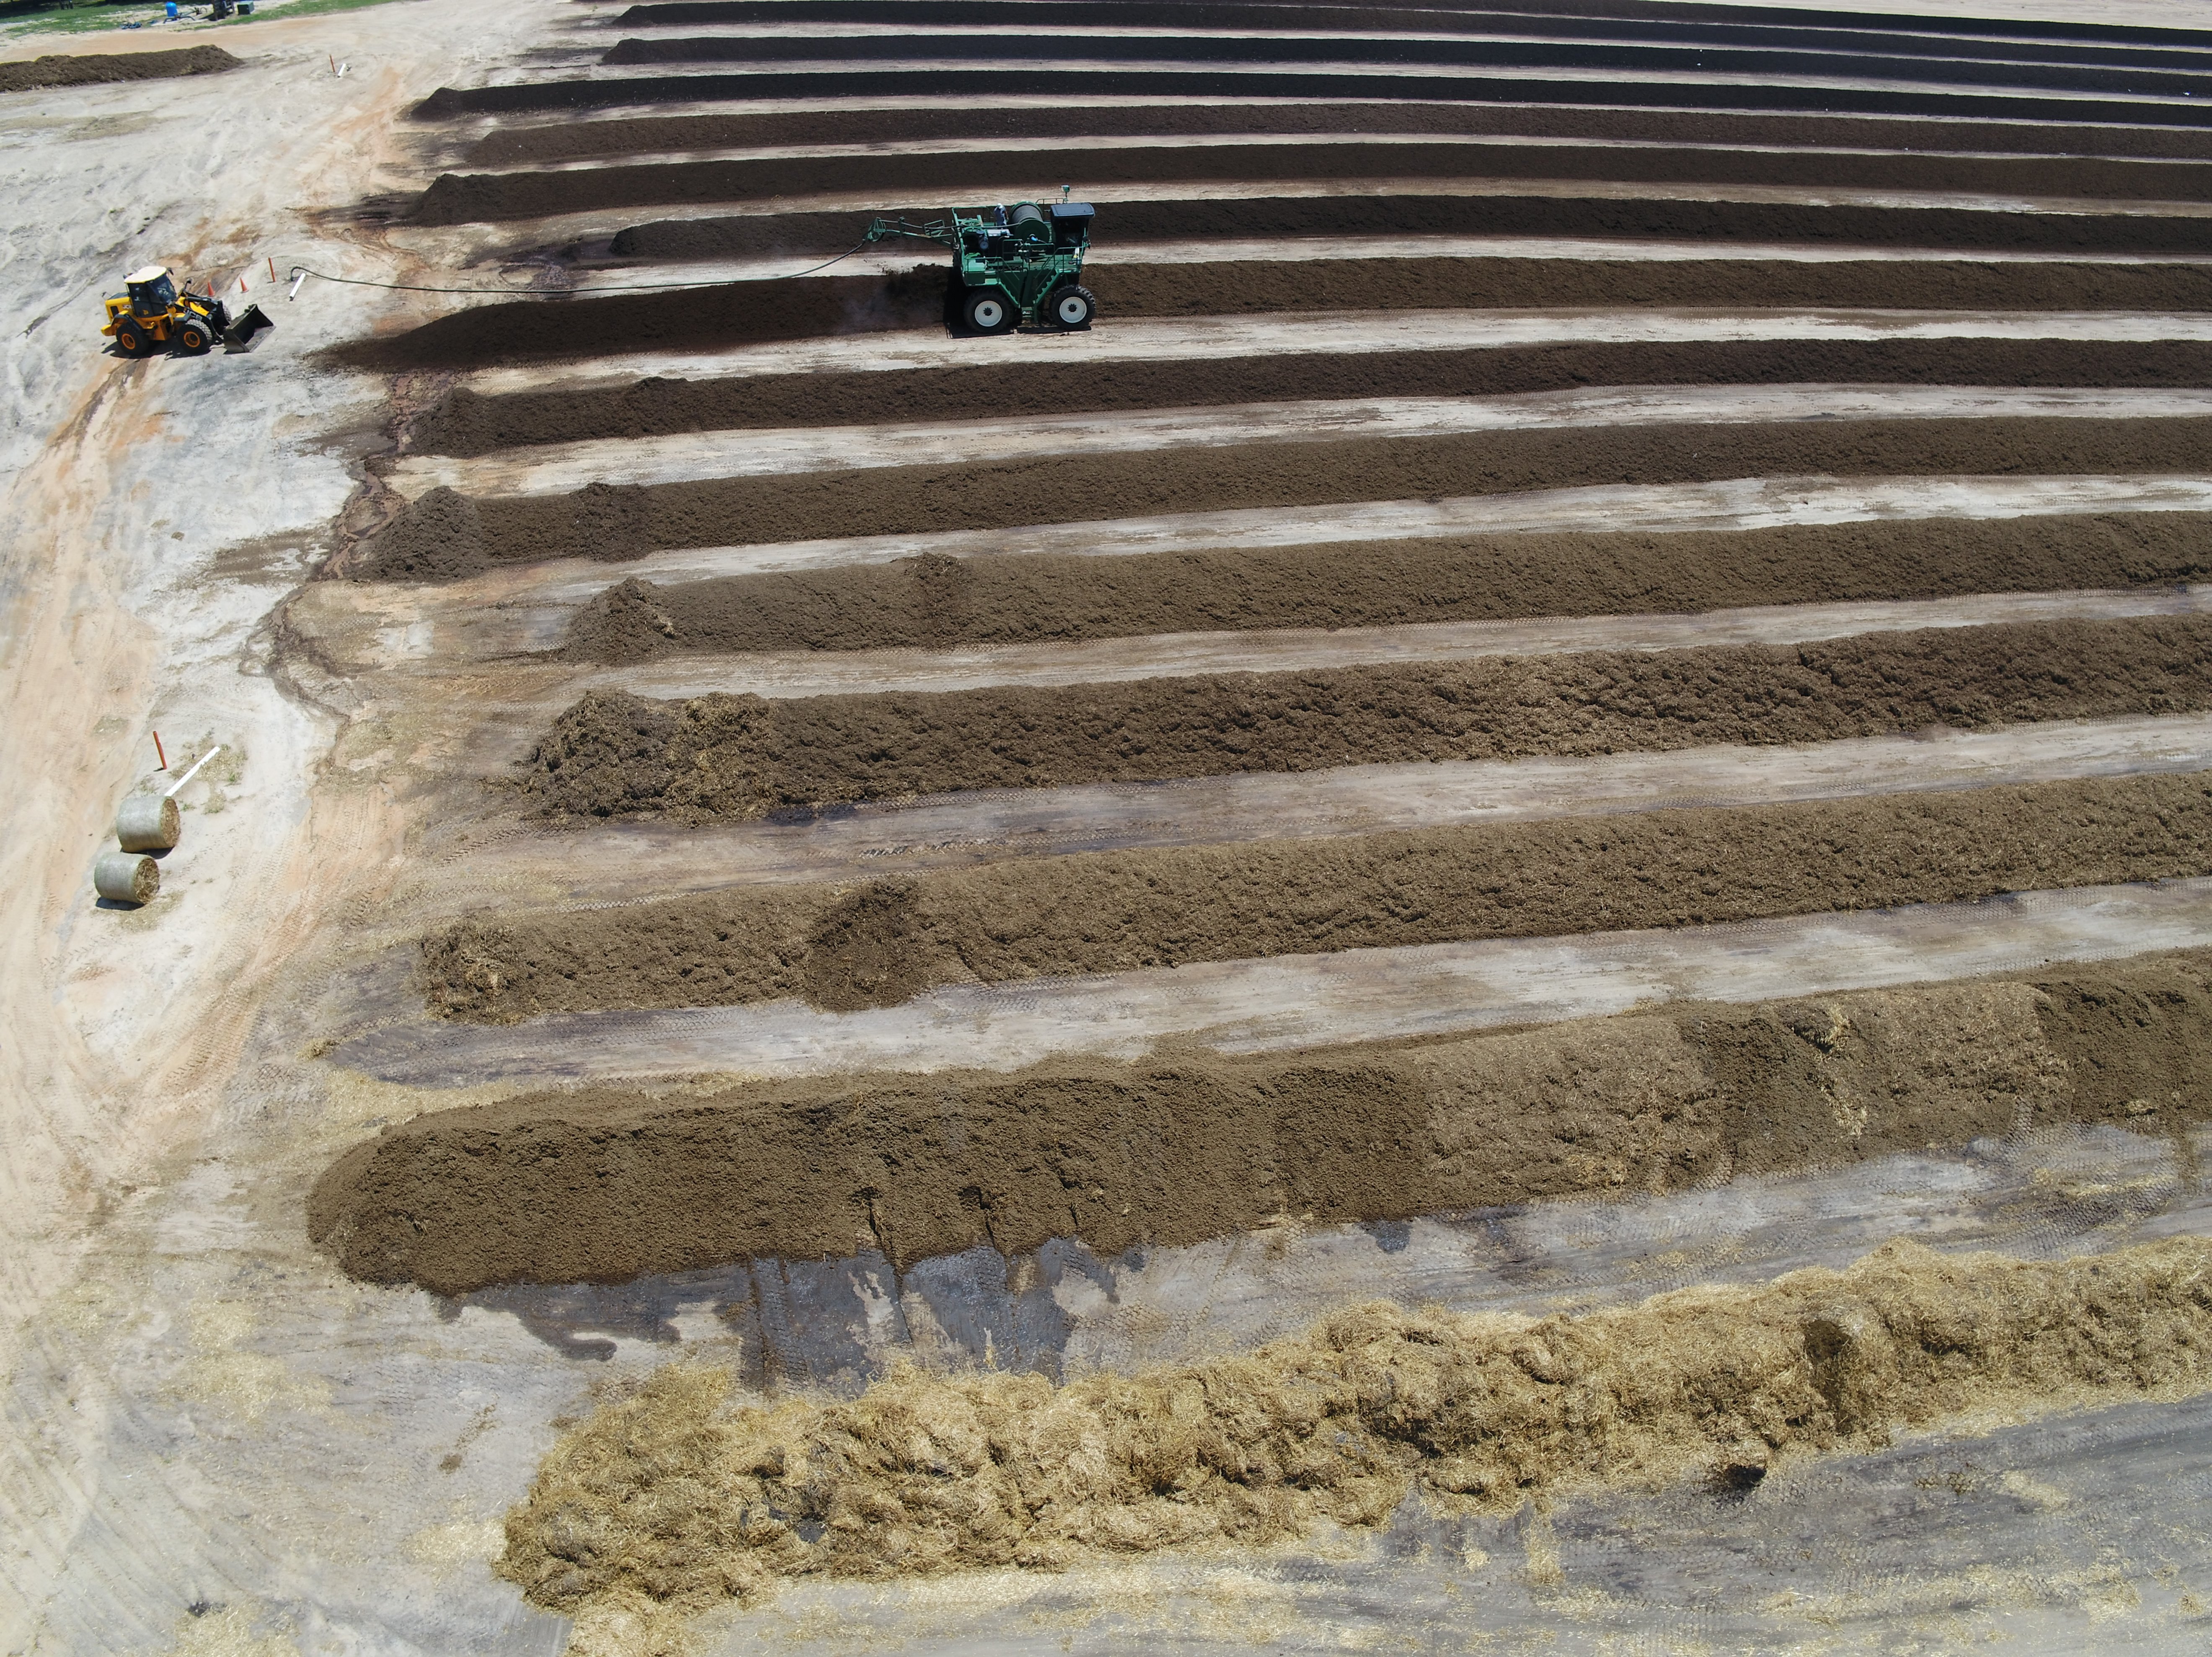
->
xmin=101 ymin=265 xmax=273 ymax=358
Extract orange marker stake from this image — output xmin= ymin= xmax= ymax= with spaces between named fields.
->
xmin=267 ymin=256 xmax=276 ymax=282
xmin=152 ymin=730 xmax=167 ymax=770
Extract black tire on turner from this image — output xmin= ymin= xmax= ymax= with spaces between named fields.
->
xmin=962 ymin=287 xmax=1016 ymax=334
xmin=1049 ymin=284 xmax=1097 ymax=330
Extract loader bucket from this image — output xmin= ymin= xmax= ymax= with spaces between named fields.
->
xmin=223 ymin=304 xmax=274 ymax=353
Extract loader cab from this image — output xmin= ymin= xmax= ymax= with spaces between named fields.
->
xmin=126 ymin=266 xmax=177 ymax=318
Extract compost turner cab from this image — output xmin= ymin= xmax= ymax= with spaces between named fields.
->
xmin=864 ymin=197 xmax=1097 ymax=335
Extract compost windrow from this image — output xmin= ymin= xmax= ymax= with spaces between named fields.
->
xmin=320 ymin=950 xmax=2212 ymax=1291
xmin=417 ymin=340 xmax=2212 ymax=457
xmin=408 ymin=67 xmax=2212 ymax=129
xmin=563 ymin=514 xmax=2212 ymax=661
xmin=593 ymin=34 xmax=2212 ymax=105
xmin=422 ymin=151 xmax=2212 ymax=229
xmin=464 ymin=101 xmax=2212 ymax=167
xmin=421 ymin=770 xmax=2212 ymax=1022
xmin=355 ymin=415 xmax=2212 ymax=580
xmin=607 ymin=1 xmax=2212 ymax=62
xmin=527 ymin=614 xmax=2212 ymax=821
xmin=606 ymin=190 xmax=2212 ymax=258
xmin=339 ymin=260 xmax=2212 ymax=376
xmin=0 ymin=46 xmax=239 ymax=95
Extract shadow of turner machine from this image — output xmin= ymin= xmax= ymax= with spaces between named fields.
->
xmin=864 ymin=196 xmax=1096 ymax=334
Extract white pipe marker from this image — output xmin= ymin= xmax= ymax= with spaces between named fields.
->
xmin=164 ymin=746 xmax=223 ymax=797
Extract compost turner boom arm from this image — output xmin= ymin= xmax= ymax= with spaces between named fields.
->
xmin=863 ymin=216 xmax=957 ymax=249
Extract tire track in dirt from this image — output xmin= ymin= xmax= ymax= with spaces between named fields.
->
xmin=351 ymin=415 xmax=2212 ymax=578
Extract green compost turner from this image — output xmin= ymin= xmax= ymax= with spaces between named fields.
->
xmin=864 ymin=194 xmax=1097 ymax=334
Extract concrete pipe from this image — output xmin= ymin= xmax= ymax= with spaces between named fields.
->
xmin=115 ymin=791 xmax=180 ymax=852
xmin=93 ymin=851 xmax=159 ymax=906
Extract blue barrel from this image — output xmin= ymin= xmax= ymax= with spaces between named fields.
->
xmin=165 ymin=2 xmax=178 ymax=15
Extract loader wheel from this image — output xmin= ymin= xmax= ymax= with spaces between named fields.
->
xmin=114 ymin=325 xmax=147 ymax=357
xmin=172 ymin=320 xmax=212 ymax=355
xmin=1049 ymin=285 xmax=1097 ymax=330
xmin=962 ymin=288 xmax=1015 ymax=334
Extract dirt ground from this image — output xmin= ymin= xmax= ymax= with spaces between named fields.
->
xmin=16 ymin=0 xmax=2212 ymax=1651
